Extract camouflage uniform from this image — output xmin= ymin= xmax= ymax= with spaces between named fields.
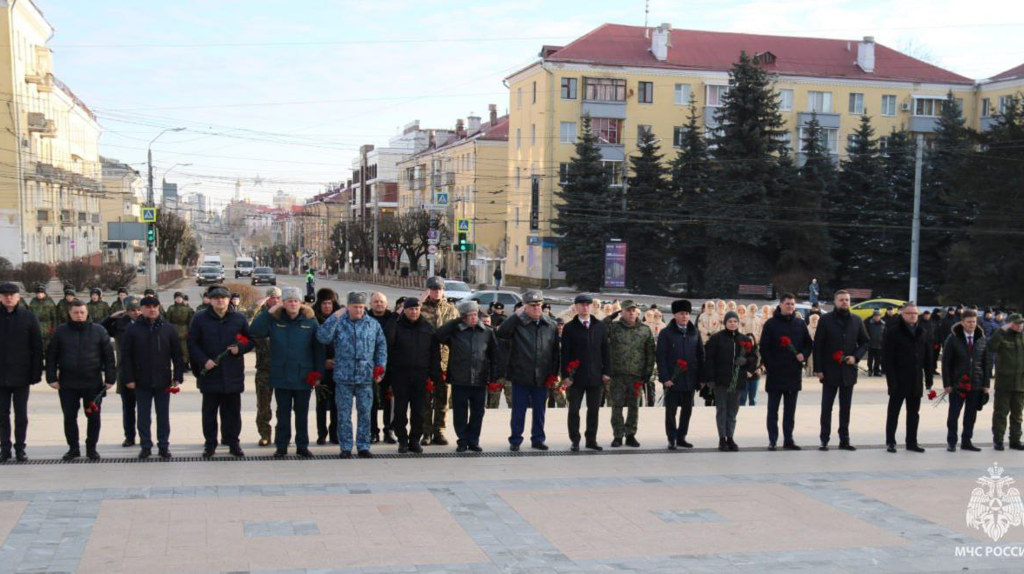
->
xmin=165 ymin=302 xmax=195 ymax=364
xmin=606 ymin=316 xmax=656 ymax=439
xmin=419 ymin=296 xmax=459 ymax=441
xmin=86 ymin=299 xmax=110 ymax=323
xmin=56 ymin=297 xmax=75 ymax=324
xmin=546 ymin=385 xmax=567 ymax=408
xmin=28 ymin=295 xmax=60 ymax=351
xmin=109 ymin=298 xmax=125 ymax=315
xmin=251 ymin=302 xmax=274 ymax=443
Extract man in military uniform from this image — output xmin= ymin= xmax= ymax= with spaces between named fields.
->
xmin=605 ymin=300 xmax=655 ymax=447
xmin=195 ymin=292 xmax=211 ymax=314
xmin=252 ymin=287 xmax=281 ymax=446
xmin=165 ymin=292 xmax=195 ymax=365
xmin=86 ymin=288 xmax=110 ymax=323
xmin=28 ymin=285 xmax=59 ymax=351
xmin=418 ymin=276 xmax=459 ymax=445
xmin=56 ymin=288 xmax=76 ymax=324
xmin=109 ymin=287 xmax=129 ymax=314
xmin=487 ymin=301 xmax=512 ymax=409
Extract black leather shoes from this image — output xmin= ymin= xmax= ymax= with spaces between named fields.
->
xmin=886 ymin=444 xmax=897 ymax=453
xmin=677 ymin=439 xmax=693 ymax=448
xmin=357 ymin=450 xmax=372 ymax=459
xmin=468 ymin=445 xmax=483 ymax=452
xmin=907 ymin=445 xmax=925 ymax=453
xmin=159 ymin=449 xmax=171 ymax=459
xmin=585 ymin=442 xmax=603 ymax=452
xmin=383 ymin=431 xmax=397 ymax=444
xmin=229 ymin=446 xmax=245 ymax=457
xmin=531 ymin=442 xmax=548 ymax=451
xmin=297 ymin=448 xmax=313 ymax=458
xmin=570 ymin=442 xmax=580 ymax=452
xmin=726 ymin=438 xmax=739 ymax=452
xmin=203 ymin=447 xmax=215 ymax=459
xmin=15 ymin=451 xmax=26 ymax=462
xmin=625 ymin=436 xmax=640 ymax=448
xmin=838 ymin=442 xmax=856 ymax=451
xmin=610 ymin=437 xmax=622 ymax=448
xmin=994 ymin=442 xmax=1005 ymax=451
xmin=509 ymin=444 xmax=520 ymax=452
xmin=138 ymin=448 xmax=152 ymax=459
xmin=456 ymin=445 xmax=468 ymax=453
xmin=274 ymin=449 xmax=287 ymax=458
xmin=408 ymin=443 xmax=423 ymax=454
xmin=962 ymin=442 xmax=981 ymax=452
xmin=783 ymin=442 xmax=801 ymax=451
xmin=0 ymin=451 xmax=10 ymax=463
xmin=432 ymin=433 xmax=449 ymax=446
xmin=62 ymin=449 xmax=80 ymax=461
xmin=86 ymin=449 xmax=100 ymax=461
xmin=122 ymin=439 xmax=135 ymax=448
xmin=339 ymin=451 xmax=352 ymax=459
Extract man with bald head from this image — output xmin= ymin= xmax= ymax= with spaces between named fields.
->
xmin=882 ymin=303 xmax=933 ymax=453
xmin=368 ymin=292 xmax=396 ymax=444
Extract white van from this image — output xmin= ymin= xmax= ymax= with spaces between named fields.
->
xmin=235 ymin=256 xmax=255 ymax=278
xmin=202 ymin=254 xmax=222 ymax=269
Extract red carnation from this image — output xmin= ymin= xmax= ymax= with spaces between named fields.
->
xmin=739 ymin=340 xmax=753 ymax=353
xmin=676 ymin=359 xmax=688 ymax=371
xmin=426 ymin=378 xmax=435 ymax=393
xmin=235 ymin=334 xmax=250 ymax=346
xmin=165 ymin=386 xmax=181 ymax=395
xmin=927 ymin=389 xmax=937 ymax=400
xmin=373 ymin=365 xmax=385 ymax=380
xmin=566 ymin=360 xmax=580 ymax=374
xmin=779 ymin=336 xmax=791 ymax=347
xmin=384 ymin=389 xmax=394 ymax=400
xmin=544 ymin=375 xmax=558 ymax=388
xmin=487 ymin=382 xmax=503 ymax=393
xmin=632 ymin=381 xmax=643 ymax=397
xmin=84 ymin=401 xmax=100 ymax=416
xmin=305 ymin=372 xmax=322 ymax=387
xmin=832 ymin=350 xmax=844 ymax=365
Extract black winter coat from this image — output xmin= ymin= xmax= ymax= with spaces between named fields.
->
xmin=0 ymin=305 xmax=43 ymax=388
xmin=883 ymin=319 xmax=933 ymax=397
xmin=559 ymin=316 xmax=610 ymax=387
xmin=703 ymin=329 xmax=758 ymax=388
xmin=384 ymin=315 xmax=441 ymax=386
xmin=46 ymin=320 xmax=116 ymax=390
xmin=866 ymin=318 xmax=885 ymax=350
xmin=495 ymin=313 xmax=559 ymax=387
xmin=760 ymin=308 xmax=813 ymax=393
xmin=120 ymin=317 xmax=185 ymax=390
xmin=187 ymin=307 xmax=254 ymax=393
xmin=656 ymin=320 xmax=703 ymax=393
xmin=942 ymin=324 xmax=990 ymax=390
xmin=813 ymin=309 xmax=870 ymax=388
xmin=435 ymin=318 xmax=497 ymax=387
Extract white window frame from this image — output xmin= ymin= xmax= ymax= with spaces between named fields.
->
xmin=808 ymin=91 xmax=833 ymax=114
xmin=797 ymin=127 xmax=839 ymax=154
xmin=849 ymin=93 xmax=865 ymax=115
xmin=559 ymin=121 xmax=577 ymax=144
xmin=705 ymin=84 xmax=729 ymax=107
xmin=914 ymin=97 xmax=944 ymax=117
xmin=672 ymin=126 xmax=685 ymax=148
xmin=674 ymin=83 xmax=691 ymax=105
xmin=778 ymin=89 xmax=794 ymax=112
xmin=981 ymin=98 xmax=992 ymax=117
xmin=999 ymin=95 xmax=1013 ymax=114
xmin=881 ymin=95 xmax=897 ymax=116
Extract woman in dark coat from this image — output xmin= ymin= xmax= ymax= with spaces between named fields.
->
xmin=704 ymin=311 xmax=757 ymax=451
xmin=314 ymin=288 xmax=340 ymax=445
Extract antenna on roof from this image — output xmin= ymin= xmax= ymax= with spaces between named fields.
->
xmin=644 ymin=0 xmax=650 ymax=36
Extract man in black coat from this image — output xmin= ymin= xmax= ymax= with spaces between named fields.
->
xmin=942 ymin=309 xmax=990 ymax=452
xmin=368 ymin=291 xmax=396 ymax=445
xmin=120 ymin=296 xmax=185 ymax=459
xmin=47 ymin=300 xmax=116 ymax=461
xmin=188 ymin=287 xmax=254 ymax=458
xmin=0 ymin=283 xmax=43 ymax=463
xmin=101 ymin=296 xmax=142 ymax=448
xmin=919 ymin=309 xmax=937 ymax=383
xmin=883 ymin=303 xmax=933 ymax=453
xmin=496 ymin=290 xmax=559 ymax=451
xmin=813 ymin=290 xmax=869 ymax=451
xmin=866 ymin=311 xmax=886 ymax=377
xmin=760 ymin=294 xmax=813 ymax=451
xmin=561 ymin=294 xmax=610 ymax=452
xmin=656 ymin=300 xmax=703 ymax=449
xmin=385 ymin=297 xmax=441 ymax=454
xmin=436 ymin=300 xmax=497 ymax=452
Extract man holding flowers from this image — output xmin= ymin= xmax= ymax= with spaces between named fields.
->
xmin=760 ymin=293 xmax=813 ymax=451
xmin=813 ymin=290 xmax=869 ymax=451
xmin=656 ymin=300 xmax=704 ymax=450
xmin=942 ymin=309 xmax=990 ymax=452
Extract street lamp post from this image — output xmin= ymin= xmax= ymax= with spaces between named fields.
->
xmin=148 ymin=127 xmax=186 ymax=286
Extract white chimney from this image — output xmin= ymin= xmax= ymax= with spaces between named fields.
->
xmin=651 ymin=22 xmax=672 ymax=62
xmin=467 ymin=113 xmax=481 ymax=133
xmin=857 ymin=36 xmax=875 ymax=73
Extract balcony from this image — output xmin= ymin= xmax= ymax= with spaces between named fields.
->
xmin=409 ymin=177 xmax=426 ymax=191
xmin=909 ymin=116 xmax=939 ymax=133
xmin=980 ymin=116 xmax=997 ymax=132
xmin=582 ymin=100 xmax=627 ymax=120
xmin=703 ymin=107 xmax=721 ymax=129
xmin=597 ymin=144 xmax=625 ymax=161
xmin=798 ymin=112 xmax=841 ymax=129
xmin=430 ymin=172 xmax=455 ymax=187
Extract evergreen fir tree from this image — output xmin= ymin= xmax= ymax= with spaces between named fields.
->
xmin=705 ymin=52 xmax=788 ymax=294
xmin=879 ymin=128 xmax=916 ymax=295
xmin=834 ymin=113 xmax=886 ymax=288
xmin=669 ymin=98 xmax=711 ymax=292
xmin=553 ymin=114 xmax=615 ymax=291
xmin=624 ymin=128 xmax=671 ymax=292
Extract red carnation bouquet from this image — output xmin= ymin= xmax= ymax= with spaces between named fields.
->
xmin=373 ymin=365 xmax=385 ymax=381
xmin=832 ymin=350 xmax=845 ymax=365
xmin=730 ymin=336 xmax=754 ymax=393
xmin=957 ymin=374 xmax=972 ymax=399
xmin=200 ymin=333 xmax=249 ymax=375
xmin=544 ymin=374 xmax=559 ymax=389
xmin=165 ymin=385 xmax=181 ymax=395
xmin=83 ymin=388 xmax=105 ymax=416
xmin=305 ymin=372 xmax=322 ymax=388
xmin=426 ymin=378 xmax=435 ymax=393
xmin=487 ymin=382 xmax=503 ymax=393
xmin=632 ymin=381 xmax=644 ymax=398
xmin=780 ymin=336 xmax=798 ymax=355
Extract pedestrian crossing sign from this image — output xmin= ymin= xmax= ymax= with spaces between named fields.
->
xmin=434 ymin=190 xmax=449 ymax=206
xmin=141 ymin=207 xmax=157 ymax=222
xmin=456 ymin=218 xmax=471 ymax=233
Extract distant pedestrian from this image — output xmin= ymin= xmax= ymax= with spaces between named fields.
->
xmin=0 ymin=283 xmax=43 ymax=463
xmin=808 ymin=279 xmax=820 ymax=305
xmin=866 ymin=311 xmax=885 ymax=377
xmin=305 ymin=268 xmax=315 ymax=300
xmin=493 ymin=265 xmax=503 ymax=289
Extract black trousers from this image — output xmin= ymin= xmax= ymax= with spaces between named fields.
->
xmin=886 ymin=393 xmax=921 ymax=446
xmin=947 ymin=389 xmax=982 ymax=446
xmin=275 ymin=388 xmax=311 ymax=449
xmin=201 ymin=392 xmax=242 ymax=449
xmin=391 ymin=382 xmax=426 ymax=445
xmin=59 ymin=387 xmax=102 ymax=449
xmin=820 ymin=385 xmax=853 ymax=444
xmin=371 ymin=378 xmax=392 ymax=435
xmin=451 ymin=385 xmax=487 ymax=447
xmin=316 ymin=387 xmax=338 ymax=442
xmin=120 ymin=389 xmax=137 ymax=441
xmin=568 ymin=384 xmax=602 ymax=443
xmin=767 ymin=390 xmax=799 ymax=445
xmin=0 ymin=386 xmax=30 ymax=453
xmin=135 ymin=386 xmax=171 ymax=450
xmin=867 ymin=349 xmax=883 ymax=375
xmin=664 ymin=389 xmax=693 ymax=441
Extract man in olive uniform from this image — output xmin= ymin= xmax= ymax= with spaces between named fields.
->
xmin=86 ymin=288 xmax=110 ymax=323
xmin=165 ymin=292 xmax=195 ymax=365
xmin=990 ymin=314 xmax=1024 ymax=451
xmin=418 ymin=276 xmax=459 ymax=445
xmin=109 ymin=287 xmax=129 ymax=314
xmin=252 ymin=286 xmax=281 ymax=446
xmin=56 ymin=288 xmax=76 ymax=324
xmin=605 ymin=300 xmax=655 ymax=447
xmin=28 ymin=285 xmax=60 ymax=351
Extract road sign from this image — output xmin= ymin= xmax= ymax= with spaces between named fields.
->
xmin=427 ymin=229 xmax=439 ymax=245
xmin=455 ymin=218 xmax=472 ymax=233
xmin=141 ymin=207 xmax=157 ymax=222
xmin=427 ymin=253 xmax=437 ymax=261
xmin=433 ymin=190 xmax=449 ymax=206
xmin=69 ymin=240 xmax=76 ymax=249
xmin=427 ymin=244 xmax=438 ymax=255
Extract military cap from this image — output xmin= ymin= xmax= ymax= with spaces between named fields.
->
xmin=426 ymin=276 xmax=445 ymax=290
xmin=522 ymin=290 xmax=544 ymax=304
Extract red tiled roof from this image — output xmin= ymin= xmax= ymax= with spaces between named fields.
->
xmin=544 ymin=24 xmax=973 ymax=85
xmin=478 ymin=115 xmax=509 ymax=141
xmin=990 ymin=62 xmax=1024 ymax=82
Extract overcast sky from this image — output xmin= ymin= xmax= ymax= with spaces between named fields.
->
xmin=41 ymin=0 xmax=1024 ymax=208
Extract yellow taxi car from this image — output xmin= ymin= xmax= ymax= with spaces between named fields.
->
xmin=850 ymin=298 xmax=907 ymax=320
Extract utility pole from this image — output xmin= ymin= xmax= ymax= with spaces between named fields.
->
xmin=909 ymin=133 xmax=924 ymax=303
xmin=372 ymin=184 xmax=379 ymax=275
xmin=147 ymin=127 xmax=185 ymax=287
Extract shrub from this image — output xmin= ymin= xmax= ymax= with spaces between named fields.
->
xmin=17 ymin=262 xmax=52 ymax=292
xmin=96 ymin=263 xmax=136 ymax=291
xmin=55 ymin=261 xmax=95 ymax=292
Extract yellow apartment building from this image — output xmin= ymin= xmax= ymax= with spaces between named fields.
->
xmin=0 ymin=0 xmax=104 ymax=266
xmin=504 ymin=23 xmax=991 ymax=287
xmin=396 ymin=105 xmax=509 ymax=284
xmin=99 ymin=156 xmax=144 ymax=265
xmin=978 ymin=63 xmax=1024 ymax=131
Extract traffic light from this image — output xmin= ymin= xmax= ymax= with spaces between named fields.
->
xmin=454 ymin=233 xmax=474 ymax=252
xmin=146 ymin=225 xmax=156 ymax=245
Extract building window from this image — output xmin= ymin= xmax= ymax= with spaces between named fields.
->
xmin=914 ymin=97 xmax=944 ymax=117
xmin=561 ymin=77 xmax=577 ymax=99
xmin=37 ymin=209 xmax=49 ymax=221
xmin=981 ymin=98 xmax=991 ymax=117
xmin=637 ymin=124 xmax=652 ymax=142
xmin=532 ymin=81 xmax=537 ymax=104
xmin=849 ymin=93 xmax=865 ymax=115
xmin=583 ymin=77 xmax=627 ymax=102
xmin=778 ymin=89 xmax=794 ymax=111
xmin=517 ymin=88 xmax=522 ymax=109
xmin=881 ymin=95 xmax=897 ymax=116
xmin=674 ymin=84 xmax=691 ymax=105
xmin=878 ymin=136 xmax=889 ymax=154
xmin=560 ymin=121 xmax=577 ymax=144
xmin=638 ymin=81 xmax=654 ymax=104
xmin=706 ymin=85 xmax=729 ymax=107
xmin=514 ymin=207 xmax=520 ymax=227
xmin=591 ymin=118 xmax=623 ymax=144
xmin=846 ymin=134 xmax=857 ymax=150
xmin=531 ymin=124 xmax=536 ymax=145
xmin=603 ymin=161 xmax=623 ymax=187
xmin=797 ymin=127 xmax=839 ymax=154
xmin=559 ymin=162 xmax=570 ymax=185
xmin=672 ymin=126 xmax=685 ymax=148
xmin=808 ymin=91 xmax=833 ymax=113
xmin=515 ymin=128 xmax=521 ymax=149
xmin=999 ymin=95 xmax=1014 ymax=114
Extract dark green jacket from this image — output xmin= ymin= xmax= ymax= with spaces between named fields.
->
xmin=989 ymin=328 xmax=1024 ymax=392
xmin=29 ymin=296 xmax=60 ymax=340
xmin=165 ymin=302 xmax=195 ymax=340
xmin=86 ymin=300 xmax=110 ymax=323
xmin=249 ymin=305 xmax=325 ymax=390
xmin=606 ymin=318 xmax=655 ymax=381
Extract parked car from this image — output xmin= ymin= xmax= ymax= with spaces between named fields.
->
xmin=196 ymin=266 xmax=225 ymax=286
xmin=471 ymin=290 xmax=523 ymax=309
xmin=251 ymin=267 xmax=277 ymax=286
xmin=850 ymin=298 xmax=906 ymax=320
xmin=137 ymin=263 xmax=146 ymax=274
xmin=443 ymin=280 xmax=473 ymax=302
